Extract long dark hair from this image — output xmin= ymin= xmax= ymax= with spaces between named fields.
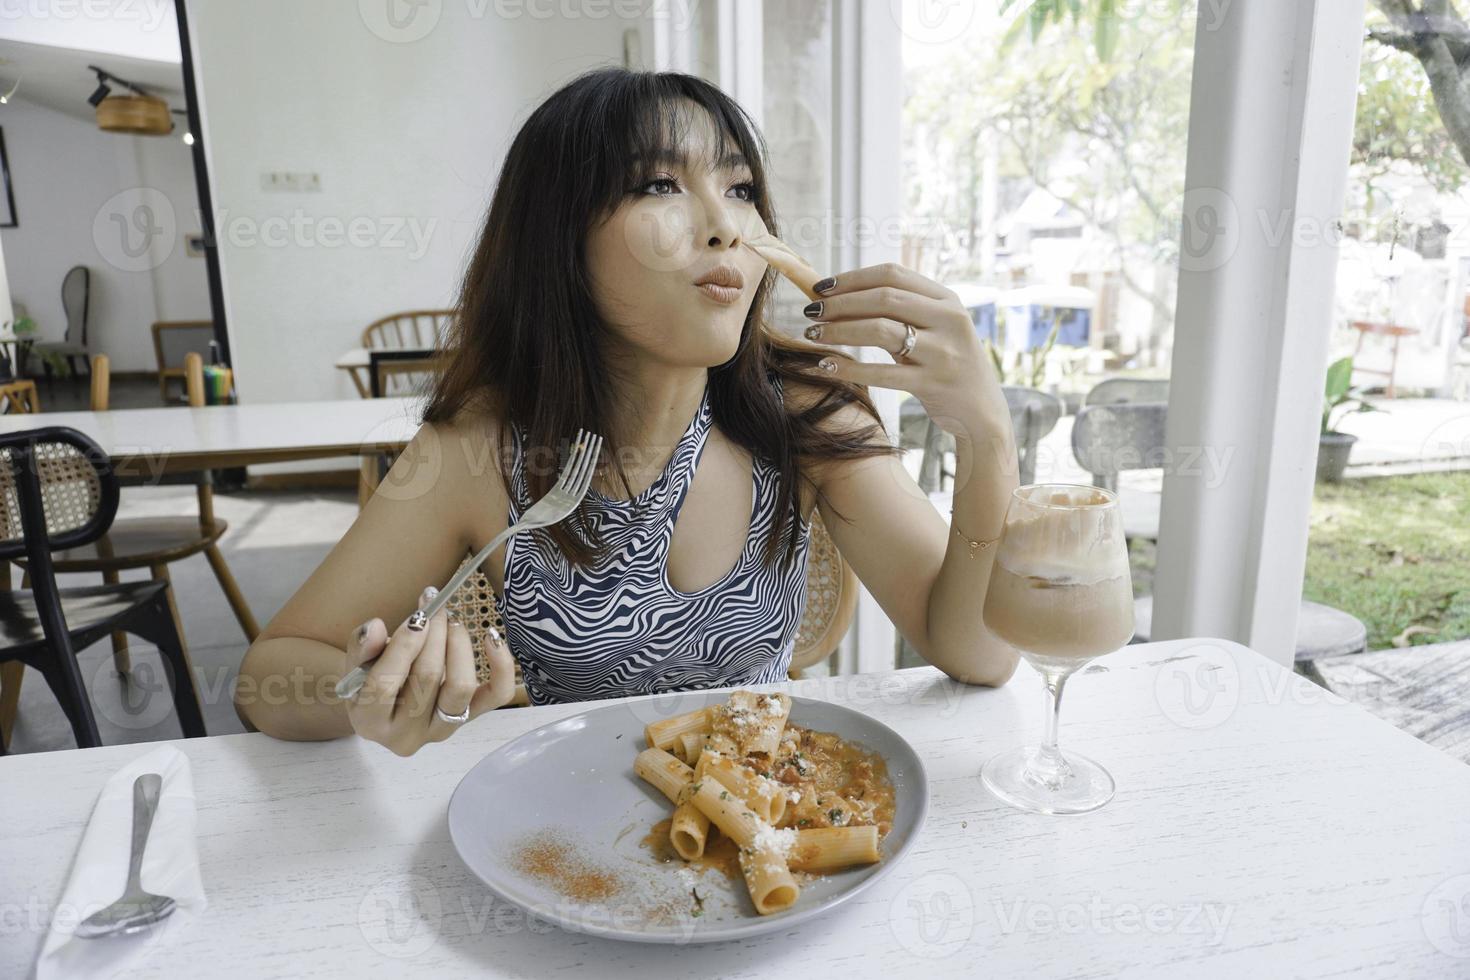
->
xmin=422 ymin=67 xmax=901 ymax=572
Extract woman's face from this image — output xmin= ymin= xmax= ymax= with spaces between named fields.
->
xmin=584 ymin=103 xmax=768 ymax=370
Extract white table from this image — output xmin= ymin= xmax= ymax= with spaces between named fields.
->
xmin=3 ymin=639 xmax=1468 ymax=978
xmin=0 ymin=398 xmax=422 ymax=477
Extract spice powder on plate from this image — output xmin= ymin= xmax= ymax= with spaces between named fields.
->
xmin=511 ymin=830 xmax=624 ymax=902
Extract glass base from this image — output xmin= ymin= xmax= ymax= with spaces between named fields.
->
xmin=981 ymin=744 xmax=1115 ymax=815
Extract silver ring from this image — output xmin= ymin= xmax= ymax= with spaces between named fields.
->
xmin=435 ymin=703 xmax=470 ymax=725
xmin=894 ymin=323 xmax=917 ymax=360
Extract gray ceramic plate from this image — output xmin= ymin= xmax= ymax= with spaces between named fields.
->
xmin=447 ymin=690 xmax=929 ymax=944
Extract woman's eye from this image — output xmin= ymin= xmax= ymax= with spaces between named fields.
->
xmin=641 ymin=177 xmax=678 ymax=196
xmin=731 ymin=182 xmax=757 ymax=202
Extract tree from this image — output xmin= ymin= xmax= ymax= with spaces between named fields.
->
xmin=1009 ymin=0 xmax=1470 ymax=174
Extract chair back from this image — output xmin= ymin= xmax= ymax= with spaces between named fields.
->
xmin=1001 ymin=385 xmax=1063 ymax=485
xmin=1085 ymin=377 xmax=1169 ymax=407
xmin=1070 ymin=402 xmax=1169 ymax=492
xmin=62 ymin=266 xmax=91 ymax=347
xmin=361 ymin=309 xmax=453 ymax=351
xmin=0 ymin=427 xmax=120 ymax=641
xmin=788 ymin=508 xmax=857 ymax=675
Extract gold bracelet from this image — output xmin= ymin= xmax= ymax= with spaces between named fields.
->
xmin=950 ymin=509 xmax=999 ymax=559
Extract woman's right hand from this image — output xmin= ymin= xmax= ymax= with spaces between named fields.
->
xmin=341 ymin=586 xmax=518 ymax=756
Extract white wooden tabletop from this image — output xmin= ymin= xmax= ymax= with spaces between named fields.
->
xmin=3 ymin=638 xmax=1468 ymax=978
xmin=0 ymin=398 xmax=423 ymax=472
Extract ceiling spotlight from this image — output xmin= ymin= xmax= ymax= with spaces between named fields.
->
xmin=183 ymin=131 xmax=194 ymax=146
xmin=0 ymin=77 xmax=18 ymax=104
xmin=87 ymin=80 xmax=111 ymax=107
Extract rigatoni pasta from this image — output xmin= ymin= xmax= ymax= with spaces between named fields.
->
xmin=631 ymin=689 xmax=895 ymax=917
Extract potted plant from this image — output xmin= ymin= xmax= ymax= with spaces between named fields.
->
xmin=1318 ymin=355 xmax=1376 ymax=483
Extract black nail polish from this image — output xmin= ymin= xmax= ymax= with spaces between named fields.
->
xmin=813 ymin=277 xmax=835 ymax=295
xmin=803 ymin=301 xmax=823 ymax=318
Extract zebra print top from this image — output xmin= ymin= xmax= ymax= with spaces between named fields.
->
xmin=499 ymin=372 xmax=812 ymax=706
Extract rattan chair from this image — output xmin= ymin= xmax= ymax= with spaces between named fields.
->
xmin=442 ymin=508 xmax=855 ymax=697
xmin=0 ymin=426 xmax=206 ymax=752
xmin=11 ymin=353 xmax=258 ymax=682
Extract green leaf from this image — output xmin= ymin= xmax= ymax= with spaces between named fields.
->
xmin=1325 ymin=356 xmax=1354 ymax=401
xmin=1094 ymin=0 xmax=1119 ymax=62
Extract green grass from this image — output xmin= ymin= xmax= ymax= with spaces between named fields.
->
xmin=1128 ymin=471 xmax=1470 ymax=650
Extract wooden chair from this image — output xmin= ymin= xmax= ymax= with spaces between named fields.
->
xmin=440 ymin=509 xmax=855 ymax=697
xmin=361 ymin=309 xmax=453 ymax=352
xmin=9 ymin=353 xmax=258 ymax=686
xmin=0 ymin=426 xmax=206 ymax=752
xmin=0 ymin=380 xmax=41 ymax=414
xmin=1349 ymin=320 xmax=1419 ymax=398
xmin=151 ymin=320 xmax=216 ymax=404
xmin=357 ymin=310 xmax=451 ymax=399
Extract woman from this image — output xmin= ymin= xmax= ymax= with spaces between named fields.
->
xmin=236 ymin=68 xmax=1019 ymax=754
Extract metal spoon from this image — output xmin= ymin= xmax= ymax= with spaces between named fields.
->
xmin=75 ymin=773 xmax=178 ymax=939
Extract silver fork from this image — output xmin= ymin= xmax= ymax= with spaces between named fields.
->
xmin=334 ymin=428 xmax=604 ymax=702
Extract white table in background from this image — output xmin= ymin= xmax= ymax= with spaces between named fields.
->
xmin=2 ymin=638 xmax=1468 ymax=978
xmin=0 ymin=397 xmax=422 ymax=477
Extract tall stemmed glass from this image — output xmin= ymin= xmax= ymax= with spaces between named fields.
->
xmin=981 ymin=484 xmax=1134 ymax=814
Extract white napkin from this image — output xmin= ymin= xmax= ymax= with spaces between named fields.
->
xmin=33 ymin=744 xmax=207 ymax=980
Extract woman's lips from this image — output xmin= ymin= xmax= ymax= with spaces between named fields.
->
xmin=696 ymin=282 xmax=741 ymax=304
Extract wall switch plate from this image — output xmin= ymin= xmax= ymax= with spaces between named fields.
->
xmin=260 ymin=171 xmax=322 ymax=192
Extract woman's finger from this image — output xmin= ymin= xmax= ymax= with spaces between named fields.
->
xmin=801 ymin=317 xmax=911 ymax=357
xmin=805 ymin=287 xmax=964 ymax=334
xmin=470 ymin=624 xmax=518 ymax=717
xmin=809 ymin=351 xmax=919 ymax=392
xmin=395 ymin=592 xmax=448 ymax=730
xmin=426 ymin=615 xmax=478 ymax=742
xmin=810 ymin=261 xmax=955 ymax=302
xmin=354 ymin=587 xmax=436 ymax=722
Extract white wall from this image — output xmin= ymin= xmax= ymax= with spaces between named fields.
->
xmin=0 ymin=96 xmax=210 ymax=371
xmin=181 ymin=0 xmax=654 ymax=472
xmin=0 ymin=0 xmax=178 ymax=62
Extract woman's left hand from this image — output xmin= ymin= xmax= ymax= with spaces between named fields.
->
xmin=799 ymin=263 xmax=1009 ymax=441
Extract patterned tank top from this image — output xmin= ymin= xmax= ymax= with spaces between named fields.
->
xmin=499 ymin=372 xmax=812 ymax=706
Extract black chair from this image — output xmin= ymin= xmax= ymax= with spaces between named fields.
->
xmin=35 ymin=265 xmax=93 ymax=382
xmin=0 ymin=426 xmax=206 ymax=753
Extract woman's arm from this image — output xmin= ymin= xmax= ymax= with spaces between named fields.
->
xmin=798 ymin=391 xmax=1019 ymax=687
xmin=235 ymin=415 xmax=506 ymax=739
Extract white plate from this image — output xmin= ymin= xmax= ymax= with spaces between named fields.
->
xmin=447 ymin=690 xmax=929 ymax=944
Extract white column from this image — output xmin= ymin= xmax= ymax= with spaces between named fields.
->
xmin=1152 ymin=1 xmax=1367 ymax=665
xmin=837 ymin=0 xmax=903 ymax=674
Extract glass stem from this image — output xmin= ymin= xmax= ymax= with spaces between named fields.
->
xmin=1028 ymin=666 xmax=1074 ymax=790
